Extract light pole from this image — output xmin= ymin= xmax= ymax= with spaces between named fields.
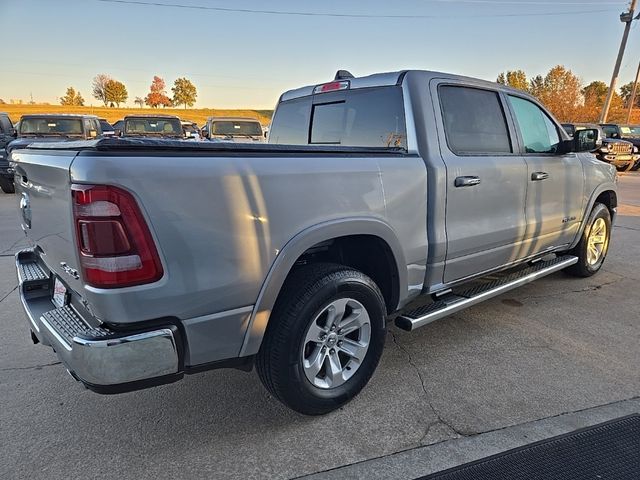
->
xmin=600 ymin=0 xmax=638 ymax=123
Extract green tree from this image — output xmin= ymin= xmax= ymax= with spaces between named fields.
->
xmin=105 ymin=79 xmax=128 ymax=107
xmin=59 ymin=87 xmax=85 ymax=106
xmin=582 ymin=81 xmax=608 ymax=106
xmin=496 ymin=70 xmax=529 ymax=92
xmin=620 ymin=81 xmax=640 ymax=107
xmin=171 ymin=77 xmax=197 ymax=108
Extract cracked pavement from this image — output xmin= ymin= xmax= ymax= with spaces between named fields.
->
xmin=1 ymin=174 xmax=640 ymax=480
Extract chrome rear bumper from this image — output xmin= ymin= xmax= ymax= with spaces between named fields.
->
xmin=16 ymin=249 xmax=183 ymax=392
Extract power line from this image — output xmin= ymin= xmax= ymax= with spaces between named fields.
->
xmin=431 ymin=0 xmax=625 ymax=5
xmin=95 ymin=0 xmax=619 ymax=19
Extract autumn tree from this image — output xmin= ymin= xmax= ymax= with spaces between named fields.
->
xmin=528 ymin=75 xmax=545 ymax=99
xmin=171 ymin=77 xmax=197 ymax=108
xmin=134 ymin=96 xmax=144 ymax=108
xmin=496 ymin=70 xmax=529 ymax=92
xmin=60 ymin=87 xmax=85 ymax=106
xmin=145 ymin=76 xmax=172 ymax=108
xmin=92 ymin=74 xmax=111 ymax=105
xmin=105 ymin=79 xmax=128 ymax=107
xmin=533 ymin=65 xmax=582 ymax=122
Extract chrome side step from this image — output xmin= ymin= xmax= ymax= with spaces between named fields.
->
xmin=395 ymin=255 xmax=578 ymax=332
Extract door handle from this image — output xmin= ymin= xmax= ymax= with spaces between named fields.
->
xmin=531 ymin=171 xmax=549 ymax=181
xmin=454 ymin=176 xmax=481 ymax=187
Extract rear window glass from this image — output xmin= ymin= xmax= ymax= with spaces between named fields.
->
xmin=211 ymin=120 xmax=262 ymax=136
xmin=269 ymin=86 xmax=407 ymax=148
xmin=19 ymin=118 xmax=84 ymax=136
xmin=124 ymin=118 xmax=182 ymax=135
xmin=439 ymin=86 xmax=512 ymax=154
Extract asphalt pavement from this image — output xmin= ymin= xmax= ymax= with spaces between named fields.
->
xmin=1 ymin=174 xmax=639 ymax=480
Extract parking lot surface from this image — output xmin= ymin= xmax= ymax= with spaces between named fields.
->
xmin=1 ymin=174 xmax=639 ymax=480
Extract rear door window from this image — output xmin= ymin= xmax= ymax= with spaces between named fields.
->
xmin=439 ymin=85 xmax=512 ymax=155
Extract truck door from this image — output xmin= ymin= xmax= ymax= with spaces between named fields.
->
xmin=433 ymin=81 xmax=529 ymax=283
xmin=506 ymin=95 xmax=583 ymax=253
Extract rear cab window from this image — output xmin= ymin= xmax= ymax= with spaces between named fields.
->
xmin=269 ymin=85 xmax=407 ymax=149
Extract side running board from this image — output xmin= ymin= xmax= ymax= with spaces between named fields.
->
xmin=395 ymin=255 xmax=578 ymax=332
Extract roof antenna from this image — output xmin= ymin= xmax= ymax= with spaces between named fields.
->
xmin=334 ymin=70 xmax=354 ymax=80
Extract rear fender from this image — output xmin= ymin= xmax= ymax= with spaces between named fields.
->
xmin=238 ymin=217 xmax=407 ymax=357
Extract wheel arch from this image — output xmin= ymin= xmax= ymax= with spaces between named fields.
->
xmin=239 ymin=217 xmax=408 ymax=357
xmin=569 ymin=184 xmax=617 ymax=250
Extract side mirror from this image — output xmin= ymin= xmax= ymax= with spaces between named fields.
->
xmin=11 ymin=128 xmax=17 ymax=138
xmin=574 ymin=128 xmax=601 ymax=152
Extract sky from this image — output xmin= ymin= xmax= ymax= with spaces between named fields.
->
xmin=0 ymin=0 xmax=638 ymax=109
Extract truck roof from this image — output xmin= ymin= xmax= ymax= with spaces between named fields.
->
xmin=20 ymin=113 xmax=99 ymax=119
xmin=124 ymin=114 xmax=180 ymax=119
xmin=207 ymin=116 xmax=262 ymax=123
xmin=279 ymin=69 xmax=536 ymax=102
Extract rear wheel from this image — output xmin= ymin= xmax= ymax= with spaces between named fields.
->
xmin=565 ymin=203 xmax=611 ymax=277
xmin=256 ymin=263 xmax=387 ymax=415
xmin=0 ymin=177 xmax=14 ymax=194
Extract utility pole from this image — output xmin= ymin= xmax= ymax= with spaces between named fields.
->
xmin=626 ymin=60 xmax=640 ymax=123
xmin=600 ymin=0 xmax=638 ymax=123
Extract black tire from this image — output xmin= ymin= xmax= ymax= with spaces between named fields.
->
xmin=256 ymin=263 xmax=387 ymax=415
xmin=631 ymin=162 xmax=640 ymax=172
xmin=0 ymin=178 xmax=15 ymax=194
xmin=564 ymin=203 xmax=611 ymax=277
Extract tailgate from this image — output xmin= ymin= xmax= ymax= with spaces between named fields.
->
xmin=12 ymin=149 xmax=83 ymax=293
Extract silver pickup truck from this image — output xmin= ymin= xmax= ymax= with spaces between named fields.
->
xmin=12 ymin=70 xmax=616 ymax=415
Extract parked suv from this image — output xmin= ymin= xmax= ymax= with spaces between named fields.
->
xmin=0 ymin=112 xmax=17 ymax=193
xmin=202 ymin=117 xmax=264 ymax=143
xmin=563 ymin=123 xmax=639 ymax=171
xmin=5 ymin=114 xmax=102 ymax=193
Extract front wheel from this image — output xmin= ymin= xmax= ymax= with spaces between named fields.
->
xmin=565 ymin=203 xmax=611 ymax=277
xmin=256 ymin=263 xmax=387 ymax=415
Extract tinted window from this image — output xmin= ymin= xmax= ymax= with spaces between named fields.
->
xmin=124 ymin=118 xmax=182 ymax=136
xmin=562 ymin=124 xmax=574 ymax=136
xmin=0 ymin=115 xmax=13 ymax=133
xmin=601 ymin=125 xmax=618 ymax=138
xmin=99 ymin=120 xmax=113 ymax=131
xmin=19 ymin=118 xmax=83 ymax=136
xmin=509 ymin=96 xmax=560 ymax=154
xmin=211 ymin=120 xmax=262 ymax=136
xmin=439 ymin=86 xmax=511 ymax=154
xmin=269 ymin=86 xmax=407 ymax=148
xmin=268 ymin=96 xmax=312 ymax=145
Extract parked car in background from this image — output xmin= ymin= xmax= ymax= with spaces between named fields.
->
xmin=0 ymin=112 xmax=17 ymax=193
xmin=563 ymin=123 xmax=639 ymax=171
xmin=12 ymin=70 xmax=615 ymax=414
xmin=600 ymin=123 xmax=640 ymax=148
xmin=112 ymin=120 xmax=124 ymax=136
xmin=121 ymin=115 xmax=184 ymax=139
xmin=181 ymin=120 xmax=201 ymax=140
xmin=98 ymin=118 xmax=116 ymax=137
xmin=5 ymin=114 xmax=102 ymax=193
xmin=202 ymin=116 xmax=264 ymax=143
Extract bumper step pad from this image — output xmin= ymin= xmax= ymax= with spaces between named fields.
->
xmin=41 ymin=306 xmax=110 ymax=344
xmin=396 ymin=255 xmax=578 ymax=331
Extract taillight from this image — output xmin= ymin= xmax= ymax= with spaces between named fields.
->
xmin=313 ymin=80 xmax=350 ymax=94
xmin=71 ymin=184 xmax=163 ymax=288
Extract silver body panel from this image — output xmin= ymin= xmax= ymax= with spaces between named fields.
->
xmin=11 ymin=69 xmax=617 ymax=376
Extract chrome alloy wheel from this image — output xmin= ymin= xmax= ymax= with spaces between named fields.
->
xmin=587 ymin=217 xmax=608 ymax=266
xmin=301 ymin=298 xmax=371 ymax=389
